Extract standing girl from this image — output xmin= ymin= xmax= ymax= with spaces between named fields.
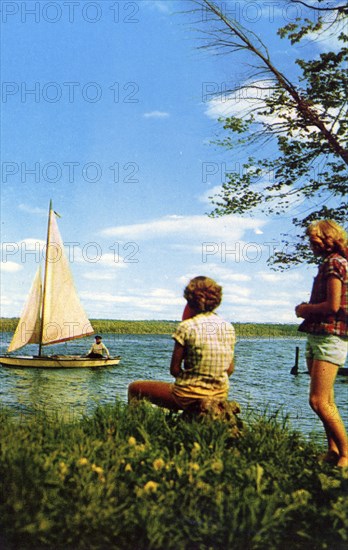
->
xmin=295 ymin=220 xmax=348 ymax=467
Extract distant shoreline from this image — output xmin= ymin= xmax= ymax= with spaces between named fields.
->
xmin=0 ymin=318 xmax=303 ymax=338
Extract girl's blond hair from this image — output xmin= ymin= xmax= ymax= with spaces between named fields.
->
xmin=307 ymin=220 xmax=348 ymax=258
xmin=184 ymin=276 xmax=222 ymax=312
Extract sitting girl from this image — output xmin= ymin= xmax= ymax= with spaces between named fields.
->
xmin=128 ymin=276 xmax=236 ymax=410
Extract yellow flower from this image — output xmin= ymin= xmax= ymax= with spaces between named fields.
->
xmin=59 ymin=461 xmax=68 ymax=475
xmin=153 ymin=458 xmax=165 ymax=471
xmin=125 ymin=463 xmax=133 ymax=472
xmin=91 ymin=464 xmax=105 ymax=483
xmin=191 ymin=442 xmax=201 ymax=458
xmin=77 ymin=457 xmax=89 ymax=466
xmin=91 ymin=464 xmax=104 ymax=475
xmin=196 ymin=480 xmax=211 ymax=494
xmin=128 ymin=436 xmax=137 ymax=446
xmin=144 ymin=481 xmax=159 ymax=493
xmin=135 ymin=487 xmax=144 ymax=498
xmin=211 ymin=459 xmax=224 ymax=474
xmin=136 ymin=444 xmax=146 ymax=453
xmin=189 ymin=462 xmax=200 ymax=472
xmin=291 ymin=489 xmax=311 ymax=505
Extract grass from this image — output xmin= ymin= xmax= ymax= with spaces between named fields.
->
xmin=0 ymin=402 xmax=347 ymax=550
xmin=0 ymin=318 xmax=302 ymax=338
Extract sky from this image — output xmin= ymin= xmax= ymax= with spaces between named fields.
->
xmin=0 ymin=0 xmax=340 ymax=323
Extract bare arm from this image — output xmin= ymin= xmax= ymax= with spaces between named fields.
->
xmin=170 ymin=342 xmax=185 ymax=378
xmin=295 ymin=276 xmax=342 ymax=318
xmin=227 ymin=358 xmax=235 ymax=377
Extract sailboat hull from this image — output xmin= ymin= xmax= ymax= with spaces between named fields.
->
xmin=0 ymin=355 xmax=121 ymax=368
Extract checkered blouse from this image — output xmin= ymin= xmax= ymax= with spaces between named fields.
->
xmin=299 ymin=253 xmax=348 ymax=337
xmin=172 ymin=312 xmax=236 ymax=390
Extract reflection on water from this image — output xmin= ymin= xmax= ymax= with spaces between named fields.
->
xmin=0 ymin=332 xmax=347 ymax=443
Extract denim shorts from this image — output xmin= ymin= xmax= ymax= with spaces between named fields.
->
xmin=305 ymin=334 xmax=348 ymax=367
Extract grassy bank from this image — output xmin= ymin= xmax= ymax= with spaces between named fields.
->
xmin=1 ymin=403 xmax=347 ymax=550
xmin=0 ymin=318 xmax=301 ymax=338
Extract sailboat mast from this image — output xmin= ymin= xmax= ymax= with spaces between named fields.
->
xmin=38 ymin=200 xmax=53 ymax=356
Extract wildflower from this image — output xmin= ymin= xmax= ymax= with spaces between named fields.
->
xmin=59 ymin=461 xmax=68 ymax=475
xmin=189 ymin=462 xmax=200 ymax=472
xmin=136 ymin=443 xmax=146 ymax=453
xmin=128 ymin=436 xmax=137 ymax=446
xmin=38 ymin=518 xmax=51 ymax=532
xmin=153 ymin=458 xmax=165 ymax=471
xmin=91 ymin=464 xmax=104 ymax=476
xmin=135 ymin=487 xmax=144 ymax=498
xmin=211 ymin=459 xmax=224 ymax=474
xmin=196 ymin=480 xmax=210 ymax=494
xmin=144 ymin=481 xmax=159 ymax=493
xmin=77 ymin=457 xmax=89 ymax=466
xmin=291 ymin=489 xmax=311 ymax=505
xmin=91 ymin=464 xmax=106 ymax=483
xmin=191 ymin=442 xmax=201 ymax=458
xmin=58 ymin=461 xmax=68 ymax=480
xmin=125 ymin=463 xmax=133 ymax=472
xmin=107 ymin=426 xmax=116 ymax=437
xmin=318 ymin=474 xmax=341 ymax=491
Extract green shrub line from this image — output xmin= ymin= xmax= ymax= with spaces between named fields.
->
xmin=0 ymin=402 xmax=347 ymax=550
xmin=0 ymin=318 xmax=303 ymax=338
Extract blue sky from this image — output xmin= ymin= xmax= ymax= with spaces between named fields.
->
xmin=0 ymin=0 xmax=339 ymax=322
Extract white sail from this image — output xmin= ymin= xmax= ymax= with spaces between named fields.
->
xmin=41 ymin=210 xmax=94 ymax=345
xmin=8 ymin=267 xmax=42 ymax=352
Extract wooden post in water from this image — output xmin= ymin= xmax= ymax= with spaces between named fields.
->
xmin=290 ymin=346 xmax=300 ymax=375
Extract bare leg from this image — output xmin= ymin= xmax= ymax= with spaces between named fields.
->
xmin=309 ymin=359 xmax=348 ymax=467
xmin=307 ymin=358 xmax=339 ymax=461
xmin=128 ymin=380 xmax=181 ymax=411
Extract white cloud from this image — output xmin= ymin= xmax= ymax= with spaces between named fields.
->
xmin=204 ymin=78 xmax=342 ymax=142
xmin=204 ymin=80 xmax=275 ymax=121
xmin=0 ymin=261 xmax=23 ymax=273
xmin=0 ymin=294 xmax=13 ymax=305
xmin=143 ymin=111 xmax=170 ymax=119
xmin=170 ymin=244 xmax=205 ymax=254
xmin=83 ymin=272 xmax=115 ymax=281
xmin=18 ymin=204 xmax=47 ymax=216
xmin=305 ymin=18 xmax=346 ymax=52
xmin=257 ymin=270 xmax=303 ymax=283
xmin=101 ymin=214 xmax=266 ymax=241
xmin=1 ymin=238 xmax=46 ymax=257
xmin=95 ymin=252 xmax=128 ymax=268
xmin=195 ymin=263 xmax=252 ymax=283
xmin=199 ymin=185 xmax=225 ymax=204
xmin=81 ymin=289 xmax=182 ymax=310
xmin=143 ymin=0 xmax=173 ymax=14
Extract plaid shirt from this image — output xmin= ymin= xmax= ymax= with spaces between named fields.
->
xmin=299 ymin=253 xmax=348 ymax=337
xmin=172 ymin=312 xmax=235 ymax=390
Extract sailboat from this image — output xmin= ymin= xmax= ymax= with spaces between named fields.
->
xmin=0 ymin=202 xmax=121 ymax=368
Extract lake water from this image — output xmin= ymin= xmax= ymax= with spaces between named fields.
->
xmin=0 ymin=333 xmax=347 ymax=445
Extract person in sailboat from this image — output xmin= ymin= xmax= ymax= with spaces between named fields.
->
xmin=87 ymin=335 xmax=110 ymax=359
xmin=128 ymin=276 xmax=236 ymax=410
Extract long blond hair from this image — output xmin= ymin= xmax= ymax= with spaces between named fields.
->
xmin=306 ymin=220 xmax=348 ymax=259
